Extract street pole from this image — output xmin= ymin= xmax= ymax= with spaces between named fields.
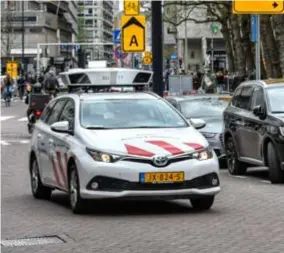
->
xmin=211 ymin=24 xmax=214 ymax=72
xmin=151 ymin=1 xmax=164 ymax=97
xmin=255 ymin=15 xmax=261 ymax=80
xmin=21 ymin=0 xmax=25 ymax=75
xmin=184 ymin=21 xmax=188 ymax=73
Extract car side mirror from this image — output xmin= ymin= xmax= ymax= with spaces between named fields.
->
xmin=253 ymin=105 xmax=266 ymax=119
xmin=50 ymin=121 xmax=72 ymax=134
xmin=190 ymin=118 xmax=207 ymax=130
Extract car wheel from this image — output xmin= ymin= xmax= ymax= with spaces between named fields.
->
xmin=267 ymin=142 xmax=284 ymax=184
xmin=190 ymin=196 xmax=215 ymax=210
xmin=69 ymin=164 xmax=87 ymax=214
xmin=30 ymin=158 xmax=52 ymax=199
xmin=225 ymin=136 xmax=247 ymax=175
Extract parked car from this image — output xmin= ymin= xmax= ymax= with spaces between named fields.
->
xmin=165 ymin=94 xmax=231 ymax=167
xmin=223 ymin=79 xmax=284 ymax=184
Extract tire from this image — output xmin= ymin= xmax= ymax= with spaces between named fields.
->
xmin=267 ymin=142 xmax=284 ymax=184
xmin=68 ymin=163 xmax=87 ymax=214
xmin=30 ymin=157 xmax=52 ymax=199
xmin=190 ymin=196 xmax=215 ymax=210
xmin=219 ymin=159 xmax=227 ymax=169
xmin=225 ymin=136 xmax=247 ymax=175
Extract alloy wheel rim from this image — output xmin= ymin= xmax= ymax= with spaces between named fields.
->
xmin=70 ymin=171 xmax=78 ymax=208
xmin=31 ymin=161 xmax=39 ymax=193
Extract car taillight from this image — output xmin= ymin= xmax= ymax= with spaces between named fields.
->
xmin=35 ymin=110 xmax=42 ymax=116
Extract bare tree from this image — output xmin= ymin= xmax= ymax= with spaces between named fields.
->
xmin=1 ymin=1 xmax=16 ymax=58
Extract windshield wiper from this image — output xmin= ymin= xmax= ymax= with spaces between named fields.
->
xmin=85 ymin=126 xmax=111 ymax=129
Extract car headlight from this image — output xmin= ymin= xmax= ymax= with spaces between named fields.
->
xmin=280 ymin=127 xmax=284 ymax=136
xmin=86 ymin=148 xmax=123 ymax=163
xmin=192 ymin=148 xmax=213 ymax=161
xmin=201 ymin=132 xmax=217 ymax=138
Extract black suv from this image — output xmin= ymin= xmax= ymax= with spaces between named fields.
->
xmin=223 ymin=80 xmax=284 ymax=184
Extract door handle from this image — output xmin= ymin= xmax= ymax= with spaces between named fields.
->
xmin=48 ymin=139 xmax=54 ymax=146
xmin=37 ymin=133 xmax=42 ymax=139
xmin=235 ymin=120 xmax=244 ymax=126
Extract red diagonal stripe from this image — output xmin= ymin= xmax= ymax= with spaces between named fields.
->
xmin=51 ymin=156 xmax=62 ymax=187
xmin=125 ymin=144 xmax=155 ymax=157
xmin=56 ymin=152 xmax=67 ymax=188
xmin=184 ymin=143 xmax=204 ymax=150
xmin=146 ymin=140 xmax=183 ymax=155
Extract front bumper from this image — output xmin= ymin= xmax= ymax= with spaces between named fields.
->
xmin=77 ymin=151 xmax=220 ymax=200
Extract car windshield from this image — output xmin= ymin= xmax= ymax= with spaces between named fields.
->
xmin=180 ymin=99 xmax=228 ymax=118
xmin=266 ymin=86 xmax=284 ymax=113
xmin=80 ymin=99 xmax=188 ymax=129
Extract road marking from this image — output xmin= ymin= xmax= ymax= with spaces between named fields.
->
xmin=261 ymin=180 xmax=271 ymax=184
xmin=17 ymin=117 xmax=27 ymax=122
xmin=19 ymin=140 xmax=30 ymax=144
xmin=233 ymin=176 xmax=247 ymax=179
xmin=0 ymin=140 xmax=10 ymax=145
xmin=0 ymin=116 xmax=15 ymax=121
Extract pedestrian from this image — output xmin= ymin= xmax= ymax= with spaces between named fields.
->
xmin=200 ymin=67 xmax=217 ymax=94
xmin=17 ymin=73 xmax=26 ymax=100
xmin=44 ymin=70 xmax=59 ymax=99
xmin=2 ymin=72 xmax=14 ymax=102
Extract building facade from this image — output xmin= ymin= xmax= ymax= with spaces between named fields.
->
xmin=77 ymin=0 xmax=114 ymax=61
xmin=1 ymin=0 xmax=78 ymax=75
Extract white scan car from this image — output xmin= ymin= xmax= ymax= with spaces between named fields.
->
xmin=29 ymin=68 xmax=221 ymax=214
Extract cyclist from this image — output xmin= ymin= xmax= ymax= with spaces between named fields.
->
xmin=44 ymin=70 xmax=59 ymax=100
xmin=3 ymin=72 xmax=14 ymax=106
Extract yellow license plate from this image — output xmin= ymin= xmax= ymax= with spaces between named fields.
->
xmin=140 ymin=172 xmax=184 ymax=183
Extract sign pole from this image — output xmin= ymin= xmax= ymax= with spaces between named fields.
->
xmin=255 ymin=15 xmax=261 ymax=80
xmin=151 ymin=1 xmax=164 ymax=97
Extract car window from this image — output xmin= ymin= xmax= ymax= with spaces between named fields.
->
xmin=80 ymin=99 xmax=188 ymax=129
xmin=59 ymin=100 xmax=75 ymax=130
xmin=180 ymin=99 xmax=228 ymax=118
xmin=232 ymin=87 xmax=243 ymax=107
xmin=266 ymin=86 xmax=284 ymax=113
xmin=40 ymin=100 xmax=57 ymax=123
xmin=47 ymin=99 xmax=67 ymax=125
xmin=233 ymin=86 xmax=253 ymax=110
xmin=250 ymin=87 xmax=265 ymax=111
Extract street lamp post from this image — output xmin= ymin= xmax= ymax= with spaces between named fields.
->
xmin=21 ymin=0 xmax=25 ymax=74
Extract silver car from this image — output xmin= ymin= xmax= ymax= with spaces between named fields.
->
xmin=166 ymin=95 xmax=231 ymax=167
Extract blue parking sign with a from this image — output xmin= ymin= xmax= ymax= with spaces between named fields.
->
xmin=113 ymin=29 xmax=121 ymax=44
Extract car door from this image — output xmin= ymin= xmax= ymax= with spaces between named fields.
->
xmin=246 ymin=86 xmax=266 ymax=161
xmin=35 ymin=99 xmax=57 ymax=184
xmin=227 ymin=87 xmax=243 ymax=152
xmin=236 ymin=85 xmax=254 ymax=158
xmin=43 ymin=99 xmax=68 ymax=188
xmin=51 ymin=99 xmax=76 ymax=190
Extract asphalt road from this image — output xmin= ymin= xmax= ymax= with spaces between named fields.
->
xmin=1 ymin=99 xmax=284 ymax=253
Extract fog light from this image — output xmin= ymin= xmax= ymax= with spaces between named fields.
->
xmin=212 ymin=178 xmax=218 ymax=186
xmin=91 ymin=182 xmax=99 ymax=189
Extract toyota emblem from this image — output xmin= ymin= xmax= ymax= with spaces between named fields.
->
xmin=152 ymin=155 xmax=168 ymax=167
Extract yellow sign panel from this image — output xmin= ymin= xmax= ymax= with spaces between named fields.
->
xmin=233 ymin=1 xmax=284 ymax=14
xmin=121 ymin=15 xmax=145 ymax=52
xmin=6 ymin=62 xmax=18 ymax=78
xmin=124 ymin=0 xmax=140 ymax=15
xmin=143 ymin=56 xmax=152 ymax=65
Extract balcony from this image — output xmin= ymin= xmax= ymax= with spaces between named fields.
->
xmin=103 ymin=1 xmax=113 ymax=8
xmin=46 ymin=1 xmax=69 ymax=14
